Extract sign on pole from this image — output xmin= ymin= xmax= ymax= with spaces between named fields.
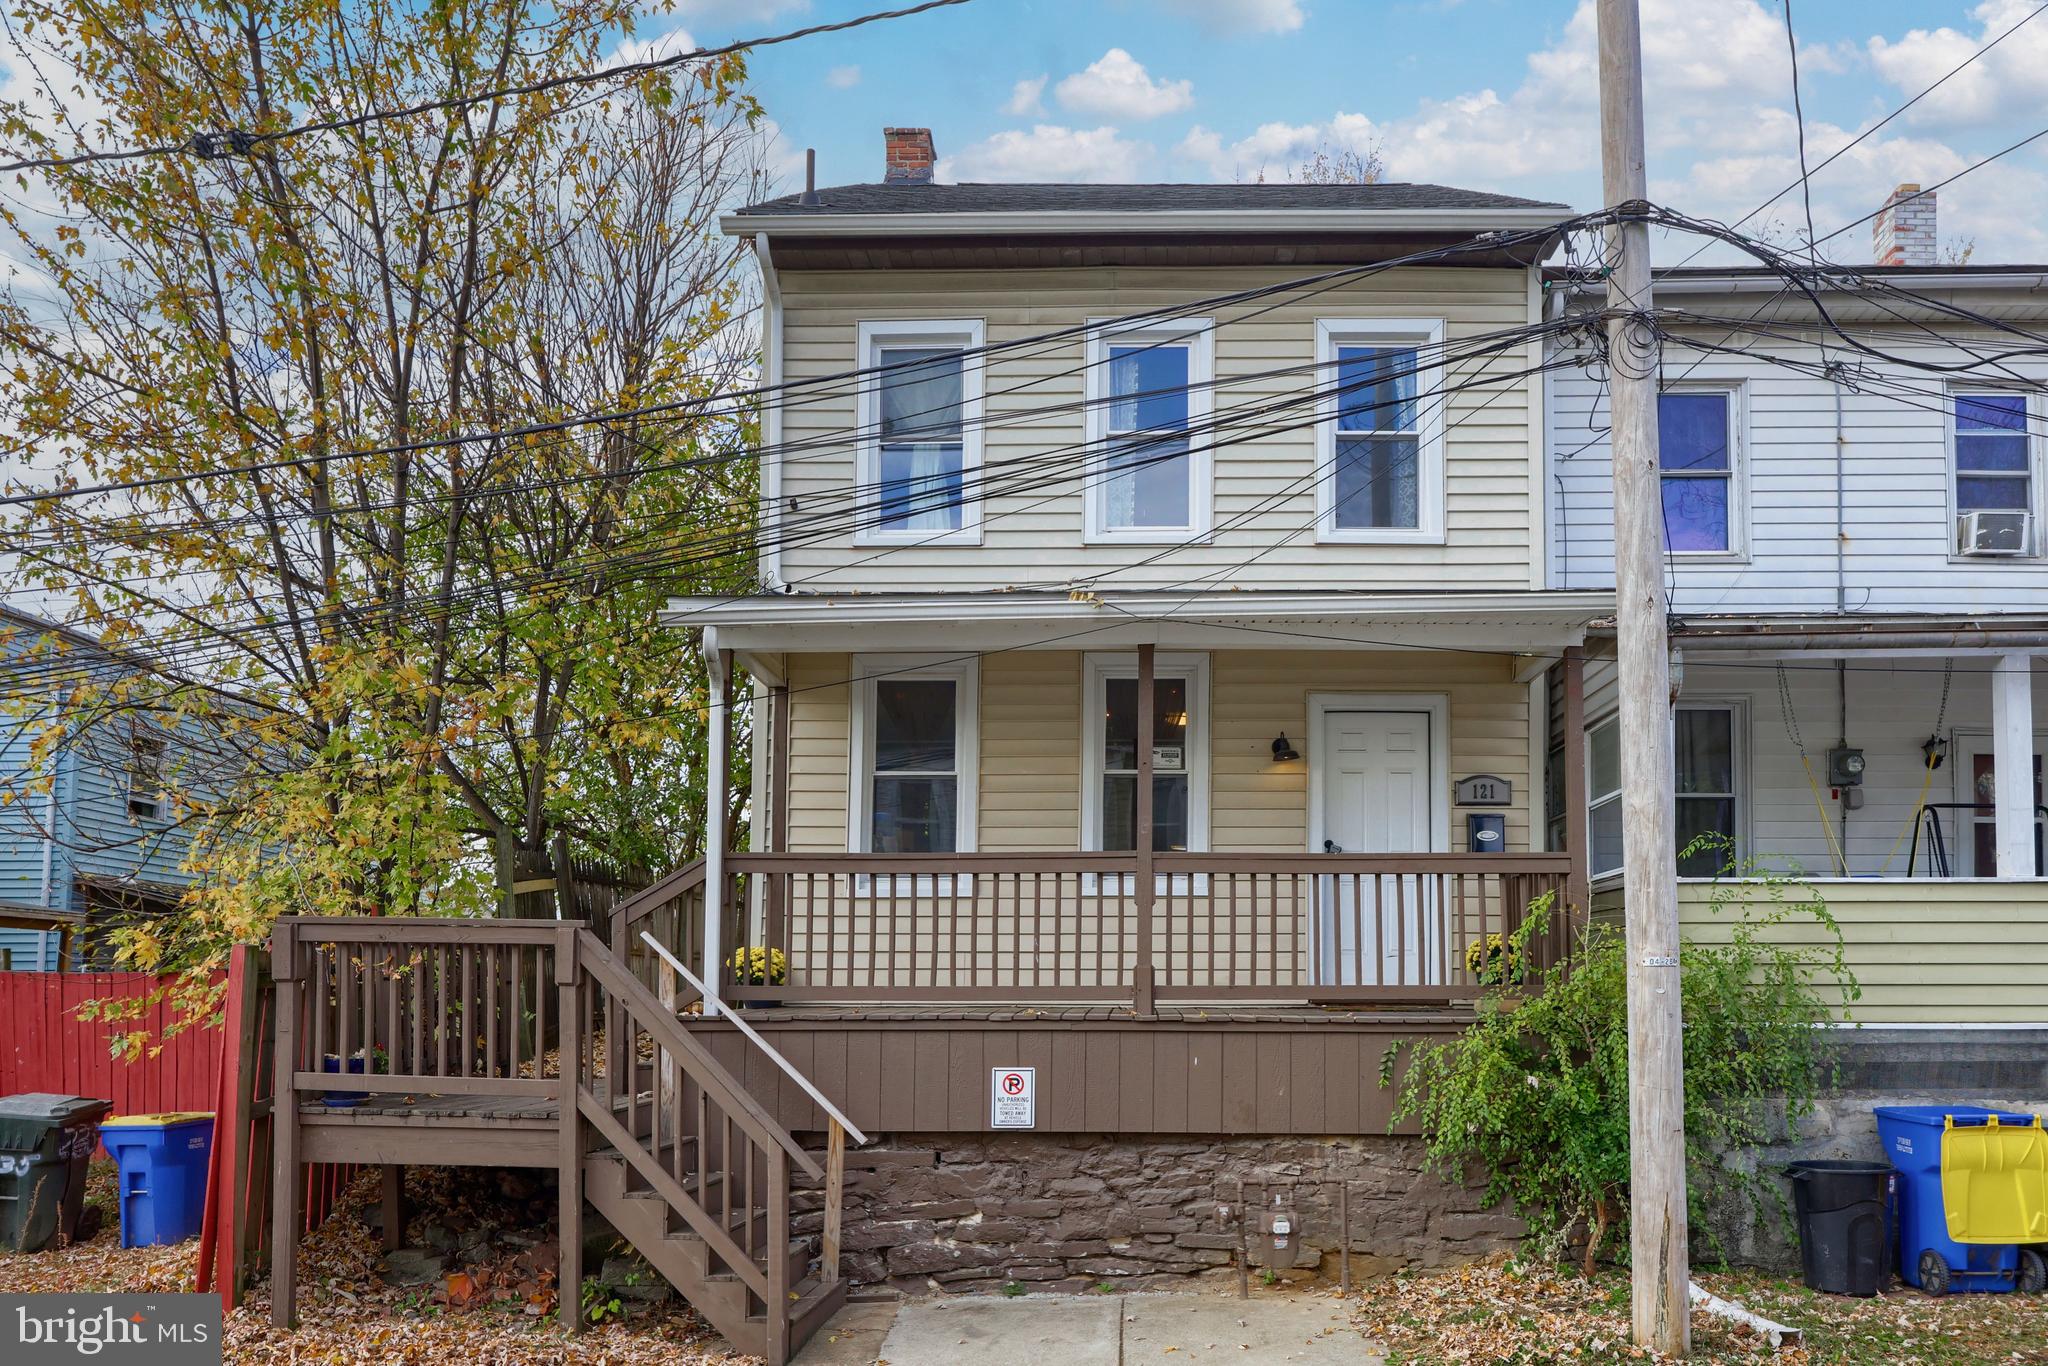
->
xmin=990 ymin=1067 xmax=1035 ymax=1129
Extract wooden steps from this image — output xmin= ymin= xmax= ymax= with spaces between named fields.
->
xmin=582 ymin=1146 xmax=835 ymax=1360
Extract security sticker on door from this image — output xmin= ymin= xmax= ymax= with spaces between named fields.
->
xmin=991 ymin=1067 xmax=1035 ymax=1129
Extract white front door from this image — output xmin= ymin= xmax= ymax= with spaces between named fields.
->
xmin=1317 ymin=710 xmax=1437 ymax=985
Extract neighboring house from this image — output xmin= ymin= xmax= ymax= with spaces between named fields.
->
xmin=643 ymin=129 xmax=1615 ymax=1286
xmin=1544 ymin=184 xmax=2048 ymax=1028
xmin=0 ymin=607 xmax=218 ymax=969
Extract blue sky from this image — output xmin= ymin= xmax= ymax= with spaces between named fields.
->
xmin=668 ymin=0 xmax=2048 ymax=262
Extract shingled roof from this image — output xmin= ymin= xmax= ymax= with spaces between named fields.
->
xmin=732 ymin=181 xmax=1569 ymax=217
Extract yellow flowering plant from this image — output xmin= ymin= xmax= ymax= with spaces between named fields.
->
xmin=1464 ymin=932 xmax=1524 ymax=987
xmin=727 ymin=946 xmax=789 ymax=987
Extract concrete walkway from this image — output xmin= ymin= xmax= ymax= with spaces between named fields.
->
xmin=792 ymin=1289 xmax=1384 ymax=1366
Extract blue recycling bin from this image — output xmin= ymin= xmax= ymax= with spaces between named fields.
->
xmin=96 ymin=1113 xmax=214 ymax=1248
xmin=1874 ymin=1104 xmax=2043 ymax=1295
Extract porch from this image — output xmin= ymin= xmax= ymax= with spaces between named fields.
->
xmin=663 ymin=588 xmax=1610 ymax=1014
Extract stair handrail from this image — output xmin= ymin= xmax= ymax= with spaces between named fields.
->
xmin=575 ymin=930 xmax=822 ymax=1180
xmin=609 ymin=858 xmax=708 ymax=936
xmin=640 ymin=932 xmax=869 ymax=1146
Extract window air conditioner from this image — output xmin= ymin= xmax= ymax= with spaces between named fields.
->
xmin=1956 ymin=510 xmax=2031 ymax=557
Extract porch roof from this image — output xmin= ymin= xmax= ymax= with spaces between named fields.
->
xmin=664 ymin=588 xmax=1615 ymax=660
xmin=1654 ymin=612 xmax=2048 ymax=658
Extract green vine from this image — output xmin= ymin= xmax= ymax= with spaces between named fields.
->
xmin=1385 ymin=838 xmax=1858 ymax=1273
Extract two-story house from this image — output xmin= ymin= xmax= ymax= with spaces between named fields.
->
xmin=1 ymin=607 xmax=220 ymax=969
xmin=1545 ymin=185 xmax=2048 ymax=1032
xmin=632 ymin=129 xmax=1614 ymax=1291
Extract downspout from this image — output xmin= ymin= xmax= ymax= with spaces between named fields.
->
xmin=752 ymin=233 xmax=786 ymax=592
xmin=700 ymin=628 xmax=728 ymax=1011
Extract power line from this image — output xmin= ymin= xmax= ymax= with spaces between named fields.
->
xmin=0 ymin=0 xmax=974 ymax=176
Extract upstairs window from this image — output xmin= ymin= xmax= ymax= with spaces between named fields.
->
xmin=1316 ymin=320 xmax=1446 ymax=542
xmin=1086 ymin=320 xmax=1212 ymax=541
xmin=856 ymin=321 xmax=984 ymax=544
xmin=1954 ymin=391 xmax=2031 ymax=517
xmin=127 ymin=732 xmax=165 ymax=822
xmin=1657 ymin=388 xmax=1740 ymax=555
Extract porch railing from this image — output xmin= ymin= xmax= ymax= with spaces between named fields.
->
xmin=714 ymin=851 xmax=1573 ymax=1006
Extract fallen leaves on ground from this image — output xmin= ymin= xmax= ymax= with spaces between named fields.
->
xmin=1351 ymin=1260 xmax=2048 ymax=1365
xmin=0 ymin=1161 xmax=762 ymax=1366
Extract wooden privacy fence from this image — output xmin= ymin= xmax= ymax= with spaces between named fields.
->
xmin=717 ymin=851 xmax=1574 ymax=1005
xmin=0 ymin=970 xmax=221 ymax=1123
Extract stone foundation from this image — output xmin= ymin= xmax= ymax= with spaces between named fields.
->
xmin=794 ymin=1133 xmax=1523 ymax=1294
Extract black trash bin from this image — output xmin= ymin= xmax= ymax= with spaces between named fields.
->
xmin=1788 ymin=1159 xmax=1894 ymax=1296
xmin=0 ymin=1093 xmax=114 ymax=1252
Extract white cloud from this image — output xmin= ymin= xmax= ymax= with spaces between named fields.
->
xmin=825 ymin=64 xmax=861 ymax=90
xmin=607 ymin=28 xmax=700 ymax=66
xmin=1054 ymin=49 xmax=1194 ymax=122
xmin=938 ymin=126 xmax=1154 ymax=183
xmin=1178 ymin=114 xmax=1383 ymax=181
xmin=1005 ymin=75 xmax=1049 ymax=118
xmin=1169 ymin=0 xmax=2048 ymax=262
xmin=1866 ymin=0 xmax=2048 ymax=133
xmin=1160 ymin=0 xmax=1304 ymax=34
xmin=675 ymin=0 xmax=808 ymax=18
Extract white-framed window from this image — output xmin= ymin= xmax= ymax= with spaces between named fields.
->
xmin=1588 ymin=714 xmax=1622 ymax=878
xmin=126 ymin=730 xmax=165 ymax=823
xmin=1314 ymin=319 xmax=1446 ymax=543
xmin=855 ymin=320 xmax=985 ymax=546
xmin=1673 ymin=701 xmax=1743 ymax=876
xmin=1080 ymin=653 xmax=1210 ymax=865
xmin=1084 ymin=318 xmax=1213 ymax=543
xmin=848 ymin=655 xmax=979 ymax=862
xmin=1656 ymin=385 xmax=1744 ymax=557
xmin=1586 ymin=701 xmax=1745 ymax=879
xmin=1951 ymin=390 xmax=2035 ymax=550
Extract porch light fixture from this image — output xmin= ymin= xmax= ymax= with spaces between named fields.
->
xmin=1271 ymin=733 xmax=1301 ymax=763
xmin=1922 ymin=735 xmax=1948 ymax=770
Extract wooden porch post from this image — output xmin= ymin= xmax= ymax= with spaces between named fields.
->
xmin=702 ymin=644 xmax=731 ymax=1009
xmin=767 ymin=681 xmax=790 ymax=957
xmin=268 ymin=921 xmax=300 ymax=1329
xmin=1134 ymin=645 xmax=1156 ymax=1014
xmin=556 ymin=925 xmax=583 ymax=1335
xmin=1562 ymin=647 xmax=1590 ymax=923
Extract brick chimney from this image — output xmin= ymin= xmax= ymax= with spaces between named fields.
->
xmin=1873 ymin=183 xmax=1936 ymax=266
xmin=884 ymin=127 xmax=936 ymax=185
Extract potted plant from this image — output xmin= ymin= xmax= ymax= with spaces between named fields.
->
xmin=726 ymin=946 xmax=789 ymax=1008
xmin=1465 ymin=932 xmax=1526 ymax=994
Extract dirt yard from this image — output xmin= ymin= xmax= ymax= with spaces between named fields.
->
xmin=0 ymin=1161 xmax=755 ymax=1365
xmin=1351 ymin=1258 xmax=2048 ymax=1365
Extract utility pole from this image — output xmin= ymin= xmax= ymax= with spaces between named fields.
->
xmin=1596 ymin=0 xmax=1691 ymax=1354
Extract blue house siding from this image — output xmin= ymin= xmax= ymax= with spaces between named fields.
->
xmin=2 ymin=609 xmax=229 ymax=968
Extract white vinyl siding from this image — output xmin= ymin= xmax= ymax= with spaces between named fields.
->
xmin=785 ymin=648 xmax=1537 ymax=857
xmin=1548 ymin=325 xmax=2048 ymax=608
xmin=776 ymin=266 xmax=1542 ymax=592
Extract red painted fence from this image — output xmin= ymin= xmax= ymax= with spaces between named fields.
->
xmin=0 ymin=971 xmax=222 ymax=1123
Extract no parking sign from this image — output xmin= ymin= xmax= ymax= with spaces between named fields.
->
xmin=990 ymin=1067 xmax=1035 ymax=1128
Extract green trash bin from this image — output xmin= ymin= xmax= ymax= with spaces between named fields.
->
xmin=0 ymin=1093 xmax=115 ymax=1252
